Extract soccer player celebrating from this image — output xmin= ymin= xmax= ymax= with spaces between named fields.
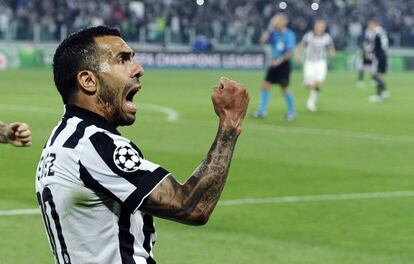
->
xmin=35 ymin=26 xmax=249 ymax=263
xmin=296 ymin=19 xmax=335 ymax=112
xmin=251 ymin=13 xmax=297 ymax=121
xmin=367 ymin=19 xmax=389 ymax=102
xmin=0 ymin=121 xmax=31 ymax=147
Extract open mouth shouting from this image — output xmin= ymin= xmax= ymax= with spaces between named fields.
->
xmin=123 ymin=81 xmax=141 ymax=115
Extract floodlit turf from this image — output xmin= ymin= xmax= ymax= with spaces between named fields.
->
xmin=1 ymin=68 xmax=414 ymax=263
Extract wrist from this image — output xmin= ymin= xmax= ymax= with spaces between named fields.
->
xmin=219 ymin=119 xmax=242 ymax=136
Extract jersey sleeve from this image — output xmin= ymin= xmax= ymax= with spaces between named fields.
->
xmin=286 ymin=31 xmax=296 ymax=52
xmin=268 ymin=31 xmax=276 ymax=45
xmin=79 ymin=132 xmax=170 ymax=213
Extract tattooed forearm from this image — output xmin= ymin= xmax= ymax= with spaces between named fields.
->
xmin=0 ymin=122 xmax=8 ymax=143
xmin=142 ymin=75 xmax=249 ymax=224
xmin=142 ymin=127 xmax=239 ymax=225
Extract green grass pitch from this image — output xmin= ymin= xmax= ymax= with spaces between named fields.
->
xmin=1 ymin=68 xmax=414 ymax=263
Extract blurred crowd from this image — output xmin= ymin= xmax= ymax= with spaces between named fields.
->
xmin=1 ymin=0 xmax=414 ymax=49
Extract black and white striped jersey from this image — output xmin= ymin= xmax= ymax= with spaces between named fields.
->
xmin=35 ymin=105 xmax=170 ymax=264
xmin=369 ymin=26 xmax=388 ymax=60
xmin=362 ymin=30 xmax=375 ymax=64
xmin=301 ymin=31 xmax=334 ymax=62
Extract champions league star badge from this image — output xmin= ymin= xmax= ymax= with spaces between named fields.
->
xmin=113 ymin=145 xmax=141 ymax=173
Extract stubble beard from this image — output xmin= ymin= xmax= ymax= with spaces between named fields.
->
xmin=96 ymin=76 xmax=133 ymax=127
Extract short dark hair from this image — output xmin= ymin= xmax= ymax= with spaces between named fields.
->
xmin=53 ymin=26 xmax=121 ymax=104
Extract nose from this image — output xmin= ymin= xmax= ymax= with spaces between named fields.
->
xmin=131 ymin=60 xmax=144 ymax=79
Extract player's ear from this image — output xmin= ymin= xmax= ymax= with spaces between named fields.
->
xmin=77 ymin=70 xmax=98 ymax=94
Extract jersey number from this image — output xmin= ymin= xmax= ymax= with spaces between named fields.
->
xmin=37 ymin=187 xmax=71 ymax=264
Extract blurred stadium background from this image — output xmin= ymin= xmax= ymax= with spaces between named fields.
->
xmin=1 ymin=0 xmax=414 ymax=70
xmin=1 ymin=0 xmax=414 ymax=263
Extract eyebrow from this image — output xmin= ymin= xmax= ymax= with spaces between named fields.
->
xmin=115 ymin=51 xmax=135 ymax=59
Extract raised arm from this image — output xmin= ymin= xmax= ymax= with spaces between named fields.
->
xmin=260 ymin=31 xmax=271 ymax=45
xmin=140 ymin=77 xmax=249 ymax=225
xmin=260 ymin=17 xmax=277 ymax=45
xmin=0 ymin=121 xmax=32 ymax=147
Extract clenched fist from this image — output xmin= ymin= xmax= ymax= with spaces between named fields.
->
xmin=212 ymin=77 xmax=249 ymax=134
xmin=4 ymin=122 xmax=32 ymax=147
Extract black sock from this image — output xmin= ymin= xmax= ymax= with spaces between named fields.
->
xmin=373 ymin=76 xmax=386 ymax=95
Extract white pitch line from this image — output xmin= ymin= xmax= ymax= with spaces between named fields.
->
xmin=2 ymin=103 xmax=414 ymax=142
xmin=219 ymin=190 xmax=414 ymax=206
xmin=246 ymin=123 xmax=414 ymax=143
xmin=0 ymin=103 xmax=180 ymax=123
xmin=174 ymin=119 xmax=414 ymax=144
xmin=139 ymin=103 xmax=179 ymax=122
xmin=1 ymin=191 xmax=414 ymax=216
xmin=0 ymin=208 xmax=39 ymax=216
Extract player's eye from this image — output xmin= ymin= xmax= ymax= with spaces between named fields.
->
xmin=119 ymin=57 xmax=127 ymax=64
xmin=118 ymin=54 xmax=131 ymax=64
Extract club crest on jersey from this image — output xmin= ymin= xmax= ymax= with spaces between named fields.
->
xmin=113 ymin=145 xmax=141 ymax=172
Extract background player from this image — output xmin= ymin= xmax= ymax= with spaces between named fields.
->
xmin=296 ymin=19 xmax=335 ymax=112
xmin=0 ymin=121 xmax=31 ymax=147
xmin=35 ymin=26 xmax=249 ymax=263
xmin=367 ymin=19 xmax=389 ymax=102
xmin=251 ymin=13 xmax=296 ymax=121
xmin=356 ymin=28 xmax=375 ymax=88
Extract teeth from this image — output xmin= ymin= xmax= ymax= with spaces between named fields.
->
xmin=125 ymin=101 xmax=137 ymax=112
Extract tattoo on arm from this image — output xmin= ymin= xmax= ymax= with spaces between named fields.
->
xmin=141 ymin=127 xmax=239 ymax=225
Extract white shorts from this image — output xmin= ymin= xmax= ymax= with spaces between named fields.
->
xmin=303 ymin=60 xmax=327 ymax=85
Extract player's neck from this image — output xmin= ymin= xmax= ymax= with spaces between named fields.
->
xmin=71 ymin=97 xmax=115 ymax=126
